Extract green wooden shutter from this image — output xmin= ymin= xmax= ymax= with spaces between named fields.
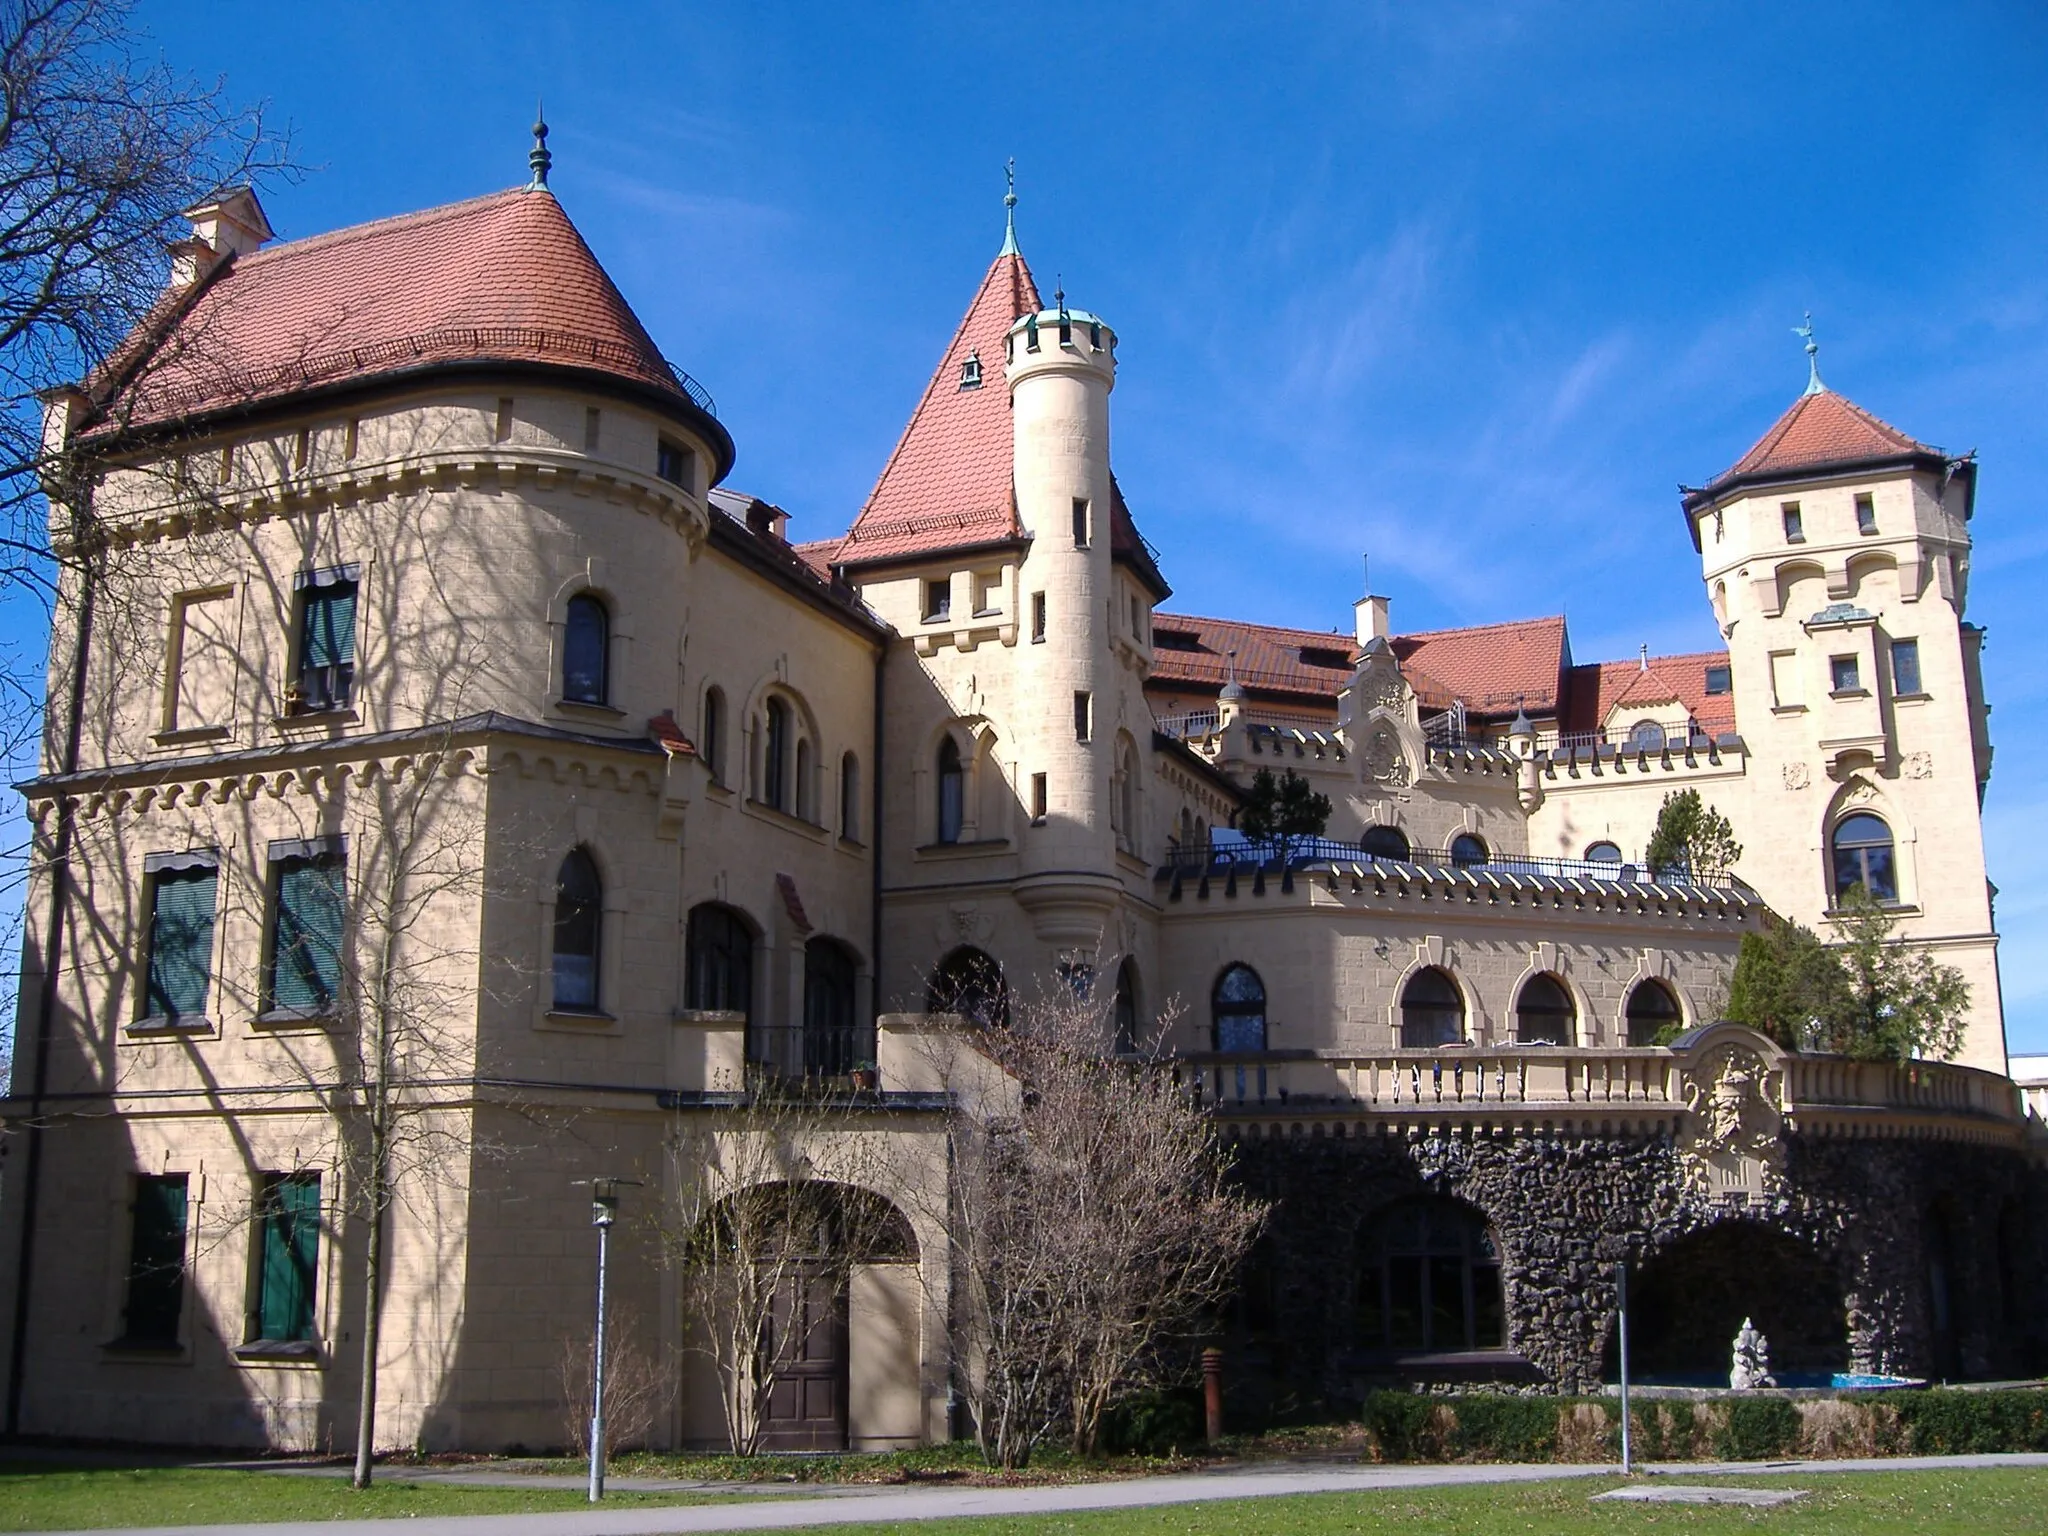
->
xmin=270 ymin=855 xmax=344 ymax=1011
xmin=146 ymin=867 xmax=216 ymax=1020
xmin=303 ymin=582 xmax=357 ymax=668
xmin=124 ymin=1175 xmax=188 ymax=1344
xmin=258 ymin=1175 xmax=320 ymax=1341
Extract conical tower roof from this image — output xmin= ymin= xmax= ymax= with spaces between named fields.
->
xmin=1683 ymin=388 xmax=1948 ymax=514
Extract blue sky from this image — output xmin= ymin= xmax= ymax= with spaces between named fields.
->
xmin=117 ymin=2 xmax=2048 ymax=1045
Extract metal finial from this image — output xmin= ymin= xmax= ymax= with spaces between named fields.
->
xmin=1640 ymin=643 xmax=1649 ymax=672
xmin=999 ymin=157 xmax=1020 ymax=256
xmin=1055 ymin=275 xmax=1066 ymax=313
xmin=1793 ymin=311 xmax=1824 ymax=395
xmin=527 ymin=102 xmax=552 ymax=192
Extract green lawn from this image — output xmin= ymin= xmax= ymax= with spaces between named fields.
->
xmin=0 ymin=1462 xmax=728 ymax=1531
xmin=0 ymin=1463 xmax=2042 ymax=1533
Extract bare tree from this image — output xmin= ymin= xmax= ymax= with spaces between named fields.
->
xmin=663 ymin=1079 xmax=910 ymax=1456
xmin=556 ymin=1305 xmax=672 ymax=1458
xmin=918 ymin=971 xmax=1267 ymax=1467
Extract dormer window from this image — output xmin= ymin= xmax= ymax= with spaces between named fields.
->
xmin=959 ymin=349 xmax=982 ymax=391
xmin=1704 ymin=664 xmax=1732 ymax=696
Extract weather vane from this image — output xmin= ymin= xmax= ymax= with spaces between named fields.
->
xmin=1793 ymin=311 xmax=1824 ymax=395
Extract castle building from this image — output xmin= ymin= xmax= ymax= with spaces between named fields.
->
xmin=0 ymin=146 xmax=2037 ymax=1452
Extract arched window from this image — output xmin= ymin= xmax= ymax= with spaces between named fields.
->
xmin=840 ymin=752 xmax=860 ymax=841
xmin=1628 ymin=719 xmax=1666 ymax=752
xmin=562 ymin=594 xmax=609 ymax=705
xmin=764 ymin=697 xmax=790 ymax=810
xmin=803 ymin=938 xmax=861 ymax=1078
xmin=1113 ymin=737 xmax=1138 ymax=852
xmin=686 ymin=903 xmax=754 ymax=1047
xmin=1356 ymin=1197 xmax=1504 ymax=1353
xmin=927 ymin=946 xmax=1008 ymax=1028
xmin=1625 ymin=978 xmax=1682 ymax=1046
xmin=1114 ymin=958 xmax=1139 ymax=1055
xmin=1212 ymin=963 xmax=1266 ymax=1053
xmin=1362 ymin=825 xmax=1411 ymax=861
xmin=1400 ymin=967 xmax=1465 ymax=1048
xmin=794 ymin=737 xmax=813 ymax=821
xmin=1514 ymin=973 xmax=1575 ymax=1046
xmin=1585 ymin=840 xmax=1623 ymax=864
xmin=1830 ymin=812 xmax=1897 ymax=903
xmin=702 ymin=687 xmax=726 ymax=785
xmin=1450 ymin=833 xmax=1488 ymax=868
xmin=1178 ymin=808 xmax=1195 ymax=851
xmin=552 ymin=848 xmax=602 ymax=1011
xmin=936 ymin=736 xmax=965 ymax=844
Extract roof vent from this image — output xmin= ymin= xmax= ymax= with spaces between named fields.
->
xmin=959 ymin=349 xmax=982 ymax=391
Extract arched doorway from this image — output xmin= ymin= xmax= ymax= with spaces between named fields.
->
xmin=926 ymin=946 xmax=1009 ymax=1028
xmin=1355 ymin=1196 xmax=1505 ymax=1355
xmin=1606 ymin=1222 xmax=1848 ymax=1385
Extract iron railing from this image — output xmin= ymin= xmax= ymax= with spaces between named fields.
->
xmin=1156 ymin=705 xmax=1340 ymax=740
xmin=1164 ymin=835 xmax=1740 ymax=891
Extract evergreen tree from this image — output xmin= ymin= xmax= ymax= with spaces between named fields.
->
xmin=1237 ymin=768 xmax=1332 ymax=849
xmin=1644 ymin=788 xmax=1743 ymax=880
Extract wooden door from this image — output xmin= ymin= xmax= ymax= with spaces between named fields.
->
xmin=759 ymin=1264 xmax=847 ymax=1450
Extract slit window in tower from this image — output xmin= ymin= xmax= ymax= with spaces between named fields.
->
xmin=1031 ymin=772 xmax=1048 ymax=822
xmin=1856 ymin=493 xmax=1878 ymax=534
xmin=1031 ymin=592 xmax=1046 ymax=642
xmin=1782 ymin=502 xmax=1804 ymax=542
xmin=584 ymin=407 xmax=601 ymax=454
xmin=1025 ymin=314 xmax=1040 ymax=352
xmin=1058 ymin=311 xmax=1072 ymax=346
xmin=1074 ymin=691 xmax=1092 ymax=743
xmin=1073 ymin=499 xmax=1090 ymax=549
xmin=1089 ymin=320 xmax=1102 ymax=351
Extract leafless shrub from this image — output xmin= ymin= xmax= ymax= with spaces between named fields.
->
xmin=556 ymin=1307 xmax=672 ymax=1458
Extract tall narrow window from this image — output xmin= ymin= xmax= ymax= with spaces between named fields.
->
xmin=686 ymin=905 xmax=754 ymax=1015
xmin=562 ymin=594 xmax=609 ymax=704
xmin=121 ymin=1175 xmax=188 ymax=1347
xmin=552 ymin=848 xmax=602 ymax=1011
xmin=657 ymin=438 xmax=694 ymax=488
xmin=252 ymin=1173 xmax=320 ymax=1344
xmin=1400 ymin=967 xmax=1465 ymax=1049
xmin=803 ymin=938 xmax=860 ymax=1077
xmin=764 ymin=698 xmax=790 ymax=810
xmin=840 ymin=752 xmax=860 ymax=841
xmin=494 ymin=397 xmax=513 ymax=442
xmin=1831 ymin=812 xmax=1897 ymax=903
xmin=1212 ymin=964 xmax=1266 ymax=1053
xmin=265 ymin=841 xmax=345 ymax=1015
xmin=1114 ymin=958 xmax=1139 ymax=1055
xmin=794 ymin=738 xmax=813 ymax=821
xmin=293 ymin=572 xmax=357 ymax=713
xmin=1031 ymin=592 xmax=1046 ymax=642
xmin=1072 ymin=498 xmax=1090 ymax=548
xmin=1074 ymin=691 xmax=1092 ymax=743
xmin=703 ymin=687 xmax=726 ymax=785
xmin=583 ymin=406 xmax=601 ymax=453
xmin=144 ymin=857 xmax=218 ymax=1023
xmin=937 ymin=737 xmax=965 ymax=844
xmin=925 ymin=578 xmax=952 ymax=622
xmin=1856 ymin=493 xmax=1878 ymax=534
xmin=1782 ymin=502 xmax=1804 ymax=542
xmin=1891 ymin=638 xmax=1923 ymax=695
xmin=1031 ymin=772 xmax=1048 ymax=822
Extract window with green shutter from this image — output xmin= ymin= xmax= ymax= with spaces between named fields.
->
xmin=266 ymin=841 xmax=346 ymax=1014
xmin=122 ymin=1175 xmax=188 ymax=1346
xmin=144 ymin=860 xmax=217 ymax=1022
xmin=293 ymin=571 xmax=357 ymax=712
xmin=254 ymin=1173 xmax=320 ymax=1343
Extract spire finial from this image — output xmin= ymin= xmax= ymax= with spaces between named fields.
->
xmin=1794 ymin=311 xmax=1824 ymax=395
xmin=1055 ymin=274 xmax=1066 ymax=313
xmin=1000 ymin=157 xmax=1020 ymax=256
xmin=1640 ymin=643 xmax=1649 ymax=672
xmin=527 ymin=102 xmax=552 ymax=191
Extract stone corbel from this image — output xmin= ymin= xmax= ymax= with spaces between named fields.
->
xmin=649 ymin=711 xmax=696 ymax=840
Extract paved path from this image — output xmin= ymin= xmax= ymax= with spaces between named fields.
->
xmin=40 ymin=1451 xmax=2048 ymax=1536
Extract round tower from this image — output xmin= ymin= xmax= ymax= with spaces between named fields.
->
xmin=1006 ymin=297 xmax=1123 ymax=945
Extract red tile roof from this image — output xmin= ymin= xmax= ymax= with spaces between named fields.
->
xmin=87 ymin=188 xmax=727 ymax=464
xmin=1561 ymin=650 xmax=1735 ymax=737
xmin=1146 ymin=611 xmax=1570 ymax=717
xmin=832 ymin=248 xmax=1041 ymax=565
xmin=1691 ymin=389 xmax=1940 ymax=504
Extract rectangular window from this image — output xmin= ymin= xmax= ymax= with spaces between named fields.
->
xmin=1031 ymin=772 xmax=1048 ymax=822
xmin=1074 ymin=691 xmax=1092 ymax=743
xmin=167 ymin=587 xmax=238 ymax=732
xmin=1856 ymin=493 xmax=1878 ymax=534
xmin=143 ymin=856 xmax=218 ymax=1023
xmin=1704 ymin=664 xmax=1732 ymax=696
xmin=924 ymin=578 xmax=952 ymax=623
xmin=656 ymin=438 xmax=694 ymax=489
xmin=293 ymin=571 xmax=358 ymax=713
xmin=494 ymin=397 xmax=513 ymax=443
xmin=122 ymin=1174 xmax=188 ymax=1347
xmin=1830 ymin=655 xmax=1862 ymax=694
xmin=294 ymin=427 xmax=311 ymax=469
xmin=1769 ymin=650 xmax=1802 ymax=708
xmin=1892 ymin=637 xmax=1923 ymax=695
xmin=972 ymin=572 xmax=1000 ymax=617
xmin=1073 ymin=498 xmax=1090 ymax=548
xmin=1031 ymin=592 xmax=1046 ymax=642
xmin=583 ymin=406 xmax=601 ymax=454
xmin=344 ymin=418 xmax=360 ymax=461
xmin=1782 ymin=502 xmax=1804 ymax=542
xmin=265 ymin=840 xmax=346 ymax=1015
xmin=1129 ymin=594 xmax=1143 ymax=636
xmin=252 ymin=1173 xmax=320 ymax=1343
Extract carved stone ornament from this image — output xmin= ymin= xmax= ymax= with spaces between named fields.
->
xmin=936 ymin=904 xmax=993 ymax=947
xmin=1365 ymin=723 xmax=1410 ymax=789
xmin=1904 ymin=751 xmax=1933 ymax=780
xmin=1781 ymin=762 xmax=1810 ymax=791
xmin=1679 ymin=1040 xmax=1785 ymax=1202
xmin=1356 ymin=647 xmax=1408 ymax=714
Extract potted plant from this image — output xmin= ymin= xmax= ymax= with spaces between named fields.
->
xmin=850 ymin=1060 xmax=878 ymax=1092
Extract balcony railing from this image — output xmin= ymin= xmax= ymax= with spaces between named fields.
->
xmin=1163 ymin=835 xmax=1742 ymax=892
xmin=1155 ymin=704 xmax=1338 ymax=740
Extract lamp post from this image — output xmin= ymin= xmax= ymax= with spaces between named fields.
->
xmin=578 ymin=1177 xmax=640 ymax=1502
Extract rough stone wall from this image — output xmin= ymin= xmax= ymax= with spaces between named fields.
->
xmin=1221 ymin=1125 xmax=2048 ymax=1421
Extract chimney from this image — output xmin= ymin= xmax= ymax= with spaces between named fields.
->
xmin=1354 ymin=593 xmax=1390 ymax=647
xmin=745 ymin=499 xmax=790 ymax=542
